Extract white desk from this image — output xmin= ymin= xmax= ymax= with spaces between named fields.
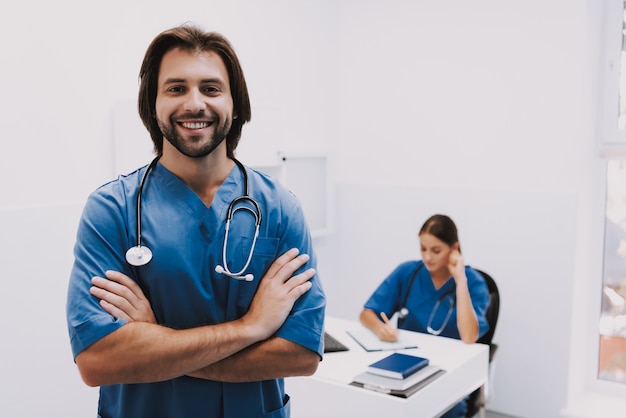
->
xmin=286 ymin=317 xmax=489 ymax=418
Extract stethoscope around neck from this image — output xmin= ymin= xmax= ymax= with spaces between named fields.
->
xmin=125 ymin=157 xmax=262 ymax=282
xmin=397 ymin=262 xmax=456 ymax=336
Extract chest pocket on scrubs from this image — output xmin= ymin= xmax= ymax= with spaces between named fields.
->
xmin=225 ymin=233 xmax=279 ymax=273
xmin=245 ymin=236 xmax=280 ymax=266
xmin=232 ymin=236 xmax=279 ymax=312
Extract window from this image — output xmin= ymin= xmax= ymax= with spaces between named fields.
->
xmin=598 ymin=0 xmax=626 ymax=386
xmin=600 ymin=161 xmax=626 ymax=384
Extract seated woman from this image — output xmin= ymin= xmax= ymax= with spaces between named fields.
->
xmin=359 ymin=214 xmax=490 ymax=418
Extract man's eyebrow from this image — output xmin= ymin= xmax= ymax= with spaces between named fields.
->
xmin=162 ymin=77 xmax=226 ymax=85
xmin=162 ymin=78 xmax=186 ymax=85
xmin=200 ymin=78 xmax=227 ymax=85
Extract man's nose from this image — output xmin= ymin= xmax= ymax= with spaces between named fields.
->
xmin=183 ymin=89 xmax=205 ymax=113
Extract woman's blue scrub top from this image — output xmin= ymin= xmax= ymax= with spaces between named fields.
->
xmin=364 ymin=260 xmax=489 ymax=339
xmin=66 ymin=162 xmax=326 ymax=418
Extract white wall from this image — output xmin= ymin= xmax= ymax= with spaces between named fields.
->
xmin=0 ymin=1 xmax=601 ymax=417
xmin=325 ymin=1 xmax=594 ymax=418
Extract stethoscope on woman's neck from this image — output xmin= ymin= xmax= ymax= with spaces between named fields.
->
xmin=398 ymin=262 xmax=456 ymax=336
xmin=125 ymin=156 xmax=262 ymax=282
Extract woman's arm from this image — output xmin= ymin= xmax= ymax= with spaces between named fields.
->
xmin=448 ymin=251 xmax=480 ymax=343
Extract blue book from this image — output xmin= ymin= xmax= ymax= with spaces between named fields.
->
xmin=366 ymin=353 xmax=430 ymax=380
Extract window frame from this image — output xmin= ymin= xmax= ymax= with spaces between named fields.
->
xmin=598 ymin=0 xmax=626 ymax=154
xmin=591 ymin=0 xmax=626 ymax=397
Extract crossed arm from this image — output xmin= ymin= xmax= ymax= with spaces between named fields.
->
xmin=76 ymin=248 xmax=320 ymax=387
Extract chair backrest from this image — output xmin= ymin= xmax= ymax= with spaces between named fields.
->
xmin=465 ymin=269 xmax=500 ymax=417
xmin=475 ymin=269 xmax=500 ymax=348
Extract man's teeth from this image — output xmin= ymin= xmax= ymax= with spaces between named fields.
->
xmin=181 ymin=122 xmax=209 ymax=129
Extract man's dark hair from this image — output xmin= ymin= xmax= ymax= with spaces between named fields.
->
xmin=138 ymin=24 xmax=251 ymax=158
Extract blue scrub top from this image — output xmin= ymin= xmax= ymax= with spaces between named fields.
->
xmin=364 ymin=260 xmax=489 ymax=340
xmin=66 ymin=162 xmax=326 ymax=418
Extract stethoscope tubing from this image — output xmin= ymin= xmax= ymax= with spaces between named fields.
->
xmin=425 ymin=294 xmax=455 ymax=335
xmin=398 ymin=262 xmax=456 ymax=335
xmin=126 ymin=157 xmax=262 ymax=282
xmin=134 ymin=157 xmax=160 ymax=250
xmin=215 ymin=159 xmax=262 ymax=281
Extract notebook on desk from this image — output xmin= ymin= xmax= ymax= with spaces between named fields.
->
xmin=367 ymin=353 xmax=429 ymax=379
xmin=346 ymin=326 xmax=419 ymax=352
xmin=350 ymin=365 xmax=445 ymax=398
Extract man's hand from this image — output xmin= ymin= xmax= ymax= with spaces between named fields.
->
xmin=242 ymin=248 xmax=315 ymax=341
xmin=90 ymin=271 xmax=157 ymax=323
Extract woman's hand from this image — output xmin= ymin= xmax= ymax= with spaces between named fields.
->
xmin=447 ymin=250 xmax=466 ymax=283
xmin=359 ymin=309 xmax=399 ymax=342
xmin=377 ymin=321 xmax=400 ymax=342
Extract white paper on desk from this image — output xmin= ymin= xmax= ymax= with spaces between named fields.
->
xmin=353 ymin=365 xmax=442 ymax=391
xmin=346 ymin=326 xmax=419 ymax=352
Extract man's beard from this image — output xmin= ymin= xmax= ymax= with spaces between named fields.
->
xmin=158 ymin=113 xmax=232 ymax=158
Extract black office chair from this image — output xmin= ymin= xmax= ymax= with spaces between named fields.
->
xmin=465 ymin=269 xmax=500 ymax=418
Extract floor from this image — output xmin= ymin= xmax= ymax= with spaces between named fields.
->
xmin=485 ymin=411 xmax=517 ymax=418
xmin=468 ymin=410 xmax=517 ymax=418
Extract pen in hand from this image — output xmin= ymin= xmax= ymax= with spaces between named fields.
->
xmin=378 ymin=312 xmax=399 ymax=342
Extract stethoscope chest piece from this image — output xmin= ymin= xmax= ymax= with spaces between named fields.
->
xmin=126 ymin=245 xmax=153 ymax=266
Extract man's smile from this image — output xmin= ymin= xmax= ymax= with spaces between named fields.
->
xmin=179 ymin=121 xmax=211 ymax=129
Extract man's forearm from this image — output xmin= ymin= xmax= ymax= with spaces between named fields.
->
xmin=75 ymin=319 xmax=263 ymax=387
xmin=187 ymin=336 xmax=320 ymax=382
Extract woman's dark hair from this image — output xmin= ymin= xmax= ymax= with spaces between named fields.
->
xmin=419 ymin=214 xmax=461 ymax=252
xmin=138 ymin=24 xmax=251 ymax=158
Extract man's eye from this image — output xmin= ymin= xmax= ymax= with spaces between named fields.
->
xmin=203 ymin=86 xmax=219 ymax=94
xmin=168 ymin=86 xmax=185 ymax=93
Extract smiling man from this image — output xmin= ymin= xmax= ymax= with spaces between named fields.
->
xmin=66 ymin=24 xmax=326 ymax=418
